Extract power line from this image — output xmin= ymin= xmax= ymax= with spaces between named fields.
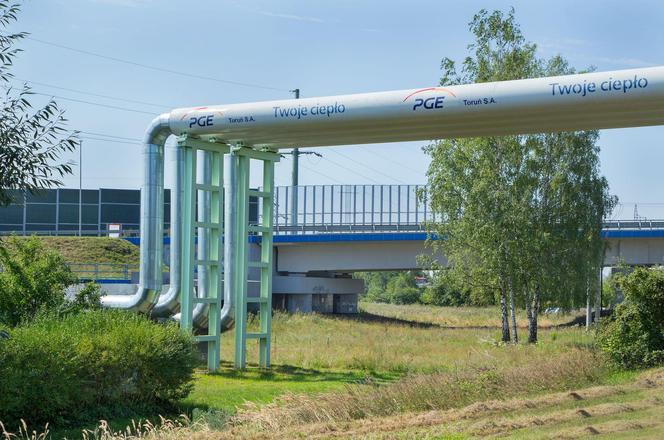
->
xmin=11 ymin=77 xmax=173 ymax=109
xmin=300 ymin=163 xmax=344 ymax=184
xmin=79 ymin=136 xmax=142 ymax=146
xmin=31 ymin=91 xmax=157 ymax=115
xmin=328 ymin=147 xmax=408 ymax=184
xmin=79 ymin=131 xmax=143 ymax=142
xmin=1 ymin=84 xmax=156 ymax=115
xmin=318 ymin=154 xmax=381 ymax=184
xmin=357 ymin=145 xmax=423 ymax=175
xmin=21 ymin=35 xmax=287 ymax=92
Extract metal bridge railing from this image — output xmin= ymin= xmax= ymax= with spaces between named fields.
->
xmin=2 ymin=184 xmax=664 ymax=237
xmin=67 ymin=262 xmax=138 ymax=281
xmin=270 ymin=184 xmax=438 ymax=234
xmin=0 ymin=229 xmax=142 ymax=237
xmin=269 ymin=185 xmax=664 ymax=235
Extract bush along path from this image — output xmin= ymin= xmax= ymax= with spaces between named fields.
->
xmin=598 ymin=267 xmax=664 ymax=369
xmin=0 ymin=310 xmax=197 ymax=431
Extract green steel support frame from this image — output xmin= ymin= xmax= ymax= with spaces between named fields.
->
xmin=179 ymin=136 xmax=229 ymax=372
xmin=178 ymin=136 xmax=278 ymax=371
xmin=232 ymin=146 xmax=279 ymax=369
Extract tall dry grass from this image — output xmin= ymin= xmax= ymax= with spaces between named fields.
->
xmin=360 ymin=302 xmax=583 ymax=328
xmin=230 ymin=348 xmax=607 ymax=433
xmin=1 ymin=417 xmax=207 ymax=440
xmin=221 ymin=311 xmax=592 ymax=373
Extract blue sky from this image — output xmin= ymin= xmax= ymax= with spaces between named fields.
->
xmin=7 ymin=0 xmax=664 ymax=218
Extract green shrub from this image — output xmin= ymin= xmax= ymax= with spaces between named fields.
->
xmin=421 ymin=282 xmax=468 ymax=307
xmin=57 ymin=282 xmax=104 ymax=316
xmin=390 ymin=286 xmax=421 ymax=305
xmin=385 ymin=274 xmax=420 ymax=304
xmin=357 ymin=271 xmax=425 ymax=304
xmin=0 ymin=309 xmax=197 ymax=429
xmin=598 ymin=267 xmax=664 ymax=369
xmin=0 ymin=236 xmax=77 ymax=326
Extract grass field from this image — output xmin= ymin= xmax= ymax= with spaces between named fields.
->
xmin=214 ymin=311 xmax=592 ymax=374
xmin=2 ymin=236 xmax=141 ymax=279
xmin=250 ymin=368 xmax=663 ymax=439
xmin=359 ymin=301 xmax=584 ymax=328
xmin=35 ymin=237 xmax=140 ymax=265
xmin=23 ymin=304 xmax=658 ymax=439
xmin=181 ymin=366 xmax=397 ymax=414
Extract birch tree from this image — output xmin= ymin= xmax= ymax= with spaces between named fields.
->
xmin=423 ymin=8 xmax=615 ymax=343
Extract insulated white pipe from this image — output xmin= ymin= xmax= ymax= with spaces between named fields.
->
xmin=101 ymin=113 xmax=170 ymax=313
xmin=220 ymin=152 xmax=237 ymax=330
xmin=151 ymin=143 xmax=184 ymax=317
xmin=169 ymin=66 xmax=664 ymax=148
xmin=110 ymin=66 xmax=664 ymax=316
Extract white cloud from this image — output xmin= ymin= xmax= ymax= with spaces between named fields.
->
xmin=594 ymin=56 xmax=656 ymax=68
xmin=90 ymin=0 xmax=152 ymax=8
xmin=256 ymin=10 xmax=325 ymax=23
xmin=536 ymin=37 xmax=589 ymax=53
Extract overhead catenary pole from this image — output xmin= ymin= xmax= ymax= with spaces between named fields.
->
xmin=290 ymin=88 xmax=300 ymax=231
xmin=79 ymin=140 xmax=82 ymax=237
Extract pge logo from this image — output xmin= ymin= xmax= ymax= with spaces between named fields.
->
xmin=403 ymin=87 xmax=457 ymax=111
xmin=179 ymin=107 xmax=225 ymax=128
xmin=189 ymin=115 xmax=213 ymax=128
xmin=414 ymin=96 xmax=445 ymax=110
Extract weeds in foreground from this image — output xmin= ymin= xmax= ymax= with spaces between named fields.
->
xmin=1 ymin=350 xmax=614 ymax=439
xmin=2 ymin=417 xmax=203 ymax=440
xmin=1 ymin=420 xmax=49 ymax=440
xmin=231 ymin=348 xmax=608 ymax=432
xmin=80 ymin=417 xmax=195 ymax=440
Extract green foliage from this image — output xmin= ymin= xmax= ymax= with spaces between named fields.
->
xmin=357 ymin=271 xmax=399 ymax=303
xmin=423 ymin=8 xmax=616 ymax=342
xmin=0 ymin=236 xmax=78 ymax=326
xmin=390 ymin=286 xmax=420 ymax=305
xmin=386 ymin=273 xmax=420 ymax=304
xmin=601 ymin=275 xmax=620 ymax=308
xmin=420 ymin=270 xmax=488 ymax=307
xmin=598 ymin=267 xmax=664 ymax=369
xmin=357 ymin=271 xmax=422 ymax=304
xmin=0 ymin=1 xmax=78 ymax=206
xmin=0 ymin=309 xmax=197 ymax=429
xmin=58 ymin=282 xmax=103 ymax=316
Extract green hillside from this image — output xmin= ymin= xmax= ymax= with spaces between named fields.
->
xmin=31 ymin=237 xmax=139 ymax=265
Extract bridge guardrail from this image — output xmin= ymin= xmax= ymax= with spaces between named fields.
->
xmin=4 ymin=221 xmax=664 ymax=238
xmin=66 ymin=262 xmax=139 ymax=281
xmin=2 ymin=184 xmax=663 ymax=237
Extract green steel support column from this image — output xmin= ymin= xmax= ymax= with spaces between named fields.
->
xmin=179 ymin=141 xmax=196 ymax=331
xmin=178 ymin=136 xmax=229 ymax=372
xmin=206 ymin=150 xmax=223 ymax=371
xmin=259 ymin=158 xmax=275 ymax=368
xmin=233 ymin=151 xmax=251 ymax=368
xmin=226 ymin=146 xmax=279 ymax=370
xmin=181 ymin=141 xmax=279 ymax=370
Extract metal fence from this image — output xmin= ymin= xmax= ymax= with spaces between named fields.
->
xmin=67 ymin=262 xmax=138 ymax=281
xmin=270 ymin=185 xmax=664 ymax=235
xmin=2 ymin=185 xmax=663 ymax=237
xmin=0 ymin=188 xmax=170 ymax=236
xmin=272 ymin=184 xmax=439 ymax=234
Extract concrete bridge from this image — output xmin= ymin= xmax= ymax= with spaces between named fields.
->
xmin=273 ymin=228 xmax=664 ymax=272
xmin=6 ymin=184 xmax=664 ymax=314
xmin=262 ymin=185 xmax=664 ymax=312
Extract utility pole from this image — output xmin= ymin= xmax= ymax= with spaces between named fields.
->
xmin=79 ymin=140 xmax=83 ymax=237
xmin=290 ymin=88 xmax=300 ymax=230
